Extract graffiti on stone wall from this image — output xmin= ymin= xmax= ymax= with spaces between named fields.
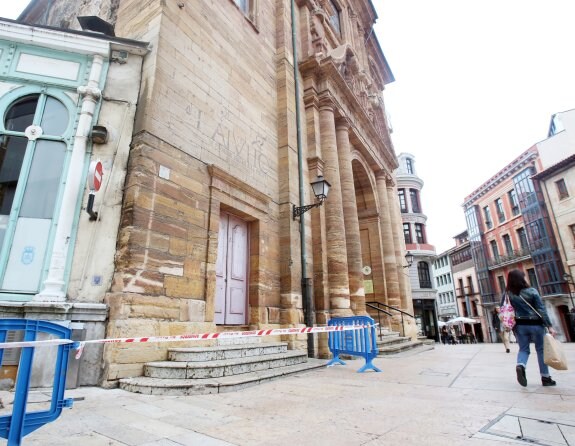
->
xmin=186 ymin=103 xmax=272 ymax=179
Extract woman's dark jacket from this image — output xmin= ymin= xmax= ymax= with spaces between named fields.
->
xmin=507 ymin=287 xmax=552 ymax=327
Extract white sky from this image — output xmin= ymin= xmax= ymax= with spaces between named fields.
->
xmin=2 ymin=1 xmax=575 ymax=254
xmin=0 ymin=1 xmax=27 ymax=20
xmin=375 ymin=0 xmax=575 ymax=253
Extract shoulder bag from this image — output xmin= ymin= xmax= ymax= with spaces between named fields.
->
xmin=499 ymin=293 xmax=515 ymax=331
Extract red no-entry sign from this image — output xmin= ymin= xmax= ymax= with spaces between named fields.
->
xmin=88 ymin=160 xmax=103 ymax=191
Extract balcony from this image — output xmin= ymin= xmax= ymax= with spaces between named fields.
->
xmin=488 ymin=247 xmax=531 ymax=269
xmin=480 ymin=293 xmax=499 ymax=305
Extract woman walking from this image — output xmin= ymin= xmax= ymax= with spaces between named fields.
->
xmin=506 ymin=269 xmax=557 ymax=387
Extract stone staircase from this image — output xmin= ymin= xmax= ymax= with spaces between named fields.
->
xmin=119 ymin=340 xmax=326 ymax=396
xmin=376 ymin=331 xmax=435 ymax=356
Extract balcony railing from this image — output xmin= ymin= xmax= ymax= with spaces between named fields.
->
xmin=487 ymin=247 xmax=531 ymax=269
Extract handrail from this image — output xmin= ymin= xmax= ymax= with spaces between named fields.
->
xmin=366 ymin=302 xmax=415 ymax=338
xmin=365 ymin=302 xmax=394 ymax=317
xmin=370 ymin=301 xmax=414 ymax=319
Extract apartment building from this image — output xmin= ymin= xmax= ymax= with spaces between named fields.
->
xmin=463 ymin=146 xmax=568 ymax=341
xmin=432 ymin=250 xmax=457 ymax=322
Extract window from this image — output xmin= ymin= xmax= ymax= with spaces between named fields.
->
xmin=555 ymin=178 xmax=569 ymax=200
xmin=508 ymin=189 xmax=520 ymax=216
xmin=233 ymin=0 xmax=256 ymax=23
xmin=418 ymin=262 xmax=432 ymax=288
xmin=527 ymin=268 xmax=539 ymax=290
xmin=409 ymin=189 xmax=421 ymax=213
xmin=0 ymin=94 xmax=69 ymax=293
xmin=497 ymin=276 xmax=506 ymax=294
xmin=234 ymin=0 xmax=248 ymax=14
xmin=490 ymin=240 xmax=499 ymax=260
xmin=403 ymin=223 xmax=412 ymax=244
xmin=326 ymin=0 xmax=341 ymax=35
xmin=495 ymin=198 xmax=505 ymax=223
xmin=502 ymin=234 xmax=513 ymax=254
xmin=415 ymin=223 xmax=425 ymax=244
xmin=406 ymin=158 xmax=414 ymax=174
xmin=517 ymin=227 xmax=529 ymax=250
xmin=398 ymin=189 xmax=407 ymax=213
xmin=483 ymin=206 xmax=493 ymax=229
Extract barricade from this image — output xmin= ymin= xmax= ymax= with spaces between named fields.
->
xmin=0 ymin=319 xmax=75 ymax=446
xmin=327 ymin=316 xmax=381 ymax=372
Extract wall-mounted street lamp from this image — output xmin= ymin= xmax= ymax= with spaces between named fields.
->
xmin=562 ymin=273 xmax=575 ymax=311
xmin=403 ymin=251 xmax=414 ymax=269
xmin=293 ymin=175 xmax=331 ymax=220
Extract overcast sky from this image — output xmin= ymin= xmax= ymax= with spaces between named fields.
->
xmin=2 ymin=1 xmax=575 ymax=253
xmin=375 ymin=0 xmax=575 ymax=253
xmin=0 ymin=2 xmax=26 ymax=20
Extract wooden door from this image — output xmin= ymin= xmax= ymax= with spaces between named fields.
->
xmin=215 ymin=213 xmax=248 ymax=325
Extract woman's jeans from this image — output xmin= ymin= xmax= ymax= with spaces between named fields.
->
xmin=514 ymin=324 xmax=549 ymax=376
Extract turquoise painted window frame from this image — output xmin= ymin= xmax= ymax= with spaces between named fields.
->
xmin=0 ymin=39 xmax=90 ymax=89
xmin=0 ymin=85 xmax=79 ymax=300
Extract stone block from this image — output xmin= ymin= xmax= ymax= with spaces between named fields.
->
xmin=165 ymin=276 xmax=204 ymax=299
xmin=180 ymin=298 xmax=206 ymax=322
xmin=267 ymin=306 xmax=280 ymax=324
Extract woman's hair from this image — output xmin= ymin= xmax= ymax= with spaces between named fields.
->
xmin=506 ymin=269 xmax=530 ymax=295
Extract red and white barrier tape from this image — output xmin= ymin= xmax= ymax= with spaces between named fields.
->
xmin=0 ymin=324 xmax=374 ymax=359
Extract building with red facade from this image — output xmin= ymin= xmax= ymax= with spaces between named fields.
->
xmin=463 ymin=146 xmax=570 ymax=342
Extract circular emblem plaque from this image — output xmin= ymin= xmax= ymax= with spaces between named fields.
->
xmin=362 ymin=265 xmax=372 ymax=275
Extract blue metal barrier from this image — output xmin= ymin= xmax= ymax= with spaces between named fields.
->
xmin=0 ymin=319 xmax=75 ymax=446
xmin=327 ymin=316 xmax=381 ymax=373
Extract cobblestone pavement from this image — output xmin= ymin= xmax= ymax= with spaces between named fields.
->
xmin=6 ymin=342 xmax=575 ymax=446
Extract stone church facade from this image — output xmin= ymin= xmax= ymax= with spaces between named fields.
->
xmin=18 ymin=0 xmax=414 ymax=385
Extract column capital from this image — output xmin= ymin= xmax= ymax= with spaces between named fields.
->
xmin=307 ymin=156 xmax=325 ymax=174
xmin=318 ymin=93 xmax=336 ymax=111
xmin=335 ymin=116 xmax=352 ymax=131
xmin=375 ymin=169 xmax=394 ymax=187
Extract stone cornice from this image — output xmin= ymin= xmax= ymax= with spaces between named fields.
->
xmin=463 ymin=147 xmax=539 ymax=207
xmin=208 ymin=165 xmax=272 ymax=206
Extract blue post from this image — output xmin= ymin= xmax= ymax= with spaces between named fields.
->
xmin=0 ymin=319 xmax=75 ymax=445
xmin=327 ymin=316 xmax=381 ymax=373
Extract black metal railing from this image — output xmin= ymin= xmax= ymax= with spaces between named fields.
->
xmin=487 ymin=247 xmax=531 ymax=268
xmin=366 ymin=301 xmax=415 ymax=338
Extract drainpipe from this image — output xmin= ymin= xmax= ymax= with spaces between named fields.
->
xmin=291 ymin=0 xmax=315 ymax=357
xmin=35 ymin=54 xmax=104 ymax=301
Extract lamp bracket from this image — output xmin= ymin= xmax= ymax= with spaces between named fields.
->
xmin=293 ymin=202 xmax=325 ymax=220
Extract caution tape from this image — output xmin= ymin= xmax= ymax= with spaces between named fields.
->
xmin=0 ymin=324 xmax=375 ymax=359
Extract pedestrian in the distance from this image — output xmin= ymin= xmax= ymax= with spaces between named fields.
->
xmin=441 ymin=326 xmax=448 ymax=345
xmin=506 ymin=269 xmax=557 ymax=387
xmin=449 ymin=326 xmax=457 ymax=344
xmin=492 ymin=306 xmax=511 ymax=353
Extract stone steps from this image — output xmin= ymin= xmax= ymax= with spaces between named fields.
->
xmin=376 ymin=332 xmax=435 ymax=356
xmin=119 ymin=359 xmax=326 ymax=396
xmin=145 ymin=350 xmax=307 ymax=379
xmin=119 ymin=341 xmax=327 ymax=395
xmin=168 ymin=342 xmax=287 ymax=362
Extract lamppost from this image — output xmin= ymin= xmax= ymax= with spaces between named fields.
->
xmin=402 ymin=251 xmax=414 ymax=269
xmin=293 ymin=175 xmax=331 ymax=220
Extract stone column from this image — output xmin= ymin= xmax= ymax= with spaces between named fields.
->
xmin=320 ymin=98 xmax=352 ymax=316
xmin=376 ymin=172 xmax=401 ymax=309
xmin=336 ymin=118 xmax=365 ymax=315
